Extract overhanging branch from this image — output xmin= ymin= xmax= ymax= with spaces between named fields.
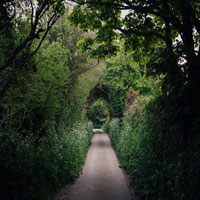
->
xmin=113 ymin=26 xmax=166 ymax=41
xmin=69 ymin=0 xmax=129 ymax=9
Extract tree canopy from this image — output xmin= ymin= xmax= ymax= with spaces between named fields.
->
xmin=69 ymin=0 xmax=200 ymax=61
xmin=69 ymin=0 xmax=200 ymax=136
xmin=1 ymin=1 xmax=200 ymax=199
xmin=0 ymin=0 xmax=65 ymax=72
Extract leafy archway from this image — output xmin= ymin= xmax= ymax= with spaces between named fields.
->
xmin=86 ymin=83 xmax=112 ymax=127
xmin=86 ymin=98 xmax=109 ymax=127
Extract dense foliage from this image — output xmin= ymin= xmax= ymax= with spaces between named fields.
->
xmin=69 ymin=2 xmax=200 ymax=200
xmin=0 ymin=122 xmax=93 ymax=200
xmin=103 ymin=48 xmax=159 ymax=118
xmin=106 ymin=98 xmax=200 ymax=200
xmin=1 ymin=1 xmax=200 ymax=200
xmin=0 ymin=0 xmax=65 ymax=74
xmin=68 ymin=61 xmax=105 ymax=126
xmin=69 ymin=0 xmax=200 ymax=137
xmin=87 ymin=99 xmax=108 ymax=127
xmin=102 ymin=49 xmax=200 ymax=200
xmin=0 ymin=4 xmax=100 ymax=199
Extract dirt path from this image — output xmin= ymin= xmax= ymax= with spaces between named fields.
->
xmin=52 ymin=129 xmax=136 ymax=200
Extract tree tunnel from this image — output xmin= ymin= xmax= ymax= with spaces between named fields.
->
xmin=86 ymin=83 xmax=113 ymax=128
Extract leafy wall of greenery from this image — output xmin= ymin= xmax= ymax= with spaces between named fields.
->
xmin=0 ymin=11 xmax=99 ymax=200
xmin=102 ymin=47 xmax=160 ymax=118
xmin=106 ymin=95 xmax=200 ymax=200
xmin=68 ymin=61 xmax=105 ymax=126
xmin=0 ymin=122 xmax=93 ymax=200
xmin=102 ymin=50 xmax=200 ymax=200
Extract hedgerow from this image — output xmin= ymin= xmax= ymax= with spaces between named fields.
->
xmin=0 ymin=122 xmax=93 ymax=200
xmin=105 ymin=95 xmax=200 ymax=200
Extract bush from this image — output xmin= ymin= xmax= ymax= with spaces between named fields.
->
xmin=0 ymin=121 xmax=93 ymax=200
xmin=106 ymin=95 xmax=200 ymax=200
xmin=101 ymin=119 xmax=110 ymax=133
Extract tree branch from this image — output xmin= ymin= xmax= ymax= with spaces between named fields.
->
xmin=113 ymin=26 xmax=166 ymax=41
xmin=29 ymin=0 xmax=34 ymax=27
xmin=160 ymin=0 xmax=183 ymax=33
xmin=69 ymin=0 xmax=127 ymax=9
xmin=32 ymin=14 xmax=59 ymax=56
xmin=190 ymin=7 xmax=200 ymax=35
xmin=164 ymin=20 xmax=173 ymax=53
xmin=0 ymin=2 xmax=54 ymax=72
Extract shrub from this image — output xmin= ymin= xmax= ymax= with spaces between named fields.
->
xmin=106 ymin=95 xmax=200 ymax=200
xmin=101 ymin=119 xmax=110 ymax=133
xmin=0 ymin=121 xmax=93 ymax=200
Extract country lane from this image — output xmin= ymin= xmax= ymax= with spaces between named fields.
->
xmin=69 ymin=129 xmax=133 ymax=200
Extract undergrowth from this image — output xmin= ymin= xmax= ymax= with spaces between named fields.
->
xmin=0 ymin=121 xmax=93 ymax=200
xmin=104 ymin=96 xmax=200 ymax=200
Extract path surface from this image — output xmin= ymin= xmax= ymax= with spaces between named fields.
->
xmin=69 ymin=129 xmax=132 ymax=200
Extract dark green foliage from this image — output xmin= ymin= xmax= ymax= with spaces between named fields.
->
xmin=0 ymin=122 xmax=93 ymax=200
xmin=101 ymin=119 xmax=109 ymax=133
xmin=106 ymin=95 xmax=200 ymax=200
xmin=87 ymin=99 xmax=108 ymax=127
xmin=102 ymin=44 xmax=200 ymax=200
xmin=0 ymin=10 xmax=96 ymax=200
xmin=69 ymin=0 xmax=200 ymax=138
xmin=1 ymin=1 xmax=200 ymax=200
xmin=0 ymin=0 xmax=65 ymax=74
xmin=102 ymin=47 xmax=159 ymax=118
xmin=0 ymin=15 xmax=89 ymax=134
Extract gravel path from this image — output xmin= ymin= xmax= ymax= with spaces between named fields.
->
xmin=51 ymin=129 xmax=137 ymax=200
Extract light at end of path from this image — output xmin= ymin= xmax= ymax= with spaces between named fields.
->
xmin=93 ymin=129 xmax=105 ymax=134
